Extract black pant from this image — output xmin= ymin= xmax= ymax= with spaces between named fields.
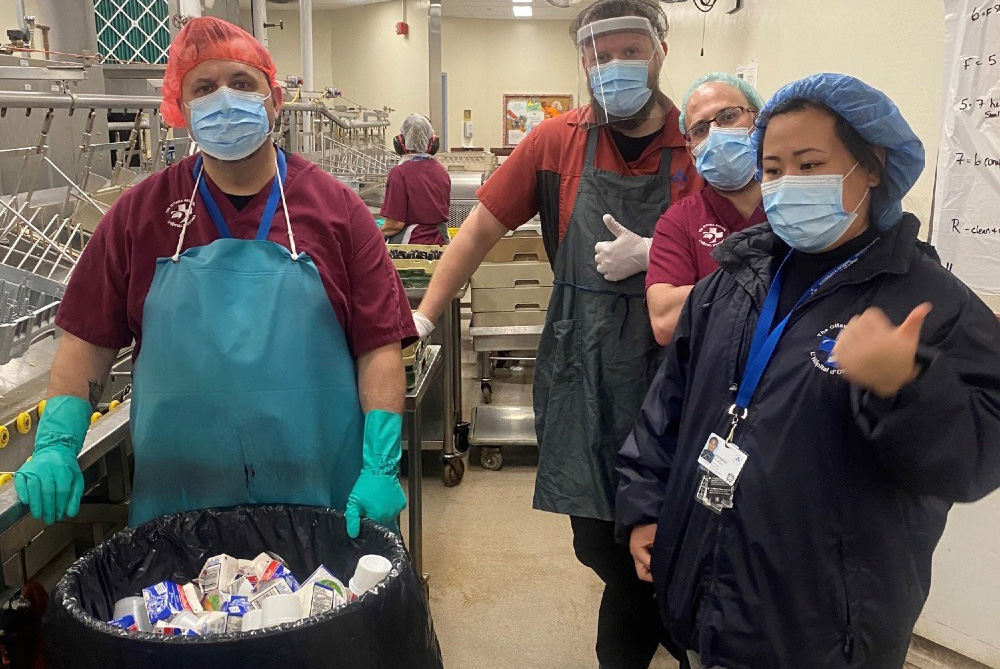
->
xmin=571 ymin=516 xmax=686 ymax=669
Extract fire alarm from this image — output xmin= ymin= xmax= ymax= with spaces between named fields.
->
xmin=395 ymin=21 xmax=409 ymax=36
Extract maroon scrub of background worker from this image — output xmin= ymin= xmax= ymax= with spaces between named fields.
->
xmin=381 ymin=114 xmax=451 ymax=245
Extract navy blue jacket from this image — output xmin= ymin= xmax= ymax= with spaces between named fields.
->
xmin=616 ymin=215 xmax=1000 ymax=669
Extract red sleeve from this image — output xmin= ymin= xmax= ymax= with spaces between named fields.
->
xmin=54 ymin=197 xmax=133 ymax=349
xmin=476 ymin=131 xmax=540 ymax=230
xmin=379 ymin=167 xmax=407 ymax=222
xmin=347 ymin=198 xmax=418 ymax=355
xmin=646 ymin=203 xmax=698 ymax=290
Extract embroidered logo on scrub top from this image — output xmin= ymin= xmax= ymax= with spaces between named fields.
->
xmin=810 ymin=323 xmax=846 ymax=375
xmin=697 ymin=223 xmax=727 ymax=248
xmin=165 ymin=199 xmax=196 ymax=228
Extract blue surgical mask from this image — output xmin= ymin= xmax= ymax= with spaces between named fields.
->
xmin=187 ymin=87 xmax=272 ymax=161
xmin=760 ymin=163 xmax=868 ymax=253
xmin=588 ymin=59 xmax=652 ymax=118
xmin=691 ymin=128 xmax=756 ymax=191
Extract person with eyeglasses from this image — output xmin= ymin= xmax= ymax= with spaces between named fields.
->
xmin=645 ymin=73 xmax=766 ymax=345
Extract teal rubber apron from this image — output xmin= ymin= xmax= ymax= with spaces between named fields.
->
xmin=533 ymin=127 xmax=672 ymax=520
xmin=128 ymin=149 xmax=364 ymax=526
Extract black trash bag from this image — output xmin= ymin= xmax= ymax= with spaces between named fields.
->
xmin=45 ymin=505 xmax=443 ymax=669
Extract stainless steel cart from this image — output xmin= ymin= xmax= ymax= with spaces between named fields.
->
xmin=405 ymin=285 xmax=469 ymax=487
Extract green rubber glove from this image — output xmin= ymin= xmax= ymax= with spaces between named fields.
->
xmin=346 ymin=410 xmax=407 ymax=538
xmin=14 ymin=396 xmax=91 ymax=525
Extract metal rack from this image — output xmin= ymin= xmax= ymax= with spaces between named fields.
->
xmin=0 ymin=88 xmax=170 ymax=367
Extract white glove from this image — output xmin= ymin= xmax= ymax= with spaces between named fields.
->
xmin=413 ymin=311 xmax=435 ymax=338
xmin=594 ymin=214 xmax=652 ymax=282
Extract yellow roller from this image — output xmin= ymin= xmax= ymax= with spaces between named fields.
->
xmin=108 ymin=400 xmax=121 ymax=411
xmin=0 ymin=473 xmax=12 ymax=486
xmin=37 ymin=399 xmax=47 ymax=417
xmin=16 ymin=413 xmax=31 ymax=434
xmin=90 ymin=412 xmax=102 ymax=424
xmin=0 ymin=426 xmax=8 ymax=448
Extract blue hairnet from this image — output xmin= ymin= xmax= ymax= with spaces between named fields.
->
xmin=752 ymin=73 xmax=925 ymax=231
xmin=678 ymin=71 xmax=766 ymax=134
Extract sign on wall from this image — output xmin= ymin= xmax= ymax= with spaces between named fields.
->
xmin=503 ymin=94 xmax=574 ymax=147
xmin=931 ymin=0 xmax=1000 ymax=295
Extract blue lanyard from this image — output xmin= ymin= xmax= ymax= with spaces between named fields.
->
xmin=192 ymin=148 xmax=287 ymax=241
xmin=734 ymin=242 xmax=875 ymax=412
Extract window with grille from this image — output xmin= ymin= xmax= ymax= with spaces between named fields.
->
xmin=94 ymin=0 xmax=171 ymax=64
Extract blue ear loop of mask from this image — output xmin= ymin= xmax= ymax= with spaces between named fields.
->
xmin=187 ymin=87 xmax=274 ymax=161
xmin=760 ymin=162 xmax=871 ymax=253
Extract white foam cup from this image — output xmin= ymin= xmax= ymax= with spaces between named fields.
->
xmin=261 ymin=593 xmax=302 ymax=628
xmin=348 ymin=554 xmax=392 ymax=596
xmin=241 ymin=608 xmax=263 ymax=632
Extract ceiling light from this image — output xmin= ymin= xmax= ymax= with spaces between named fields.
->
xmin=512 ymin=0 xmax=532 ymax=4
xmin=513 ymin=5 xmax=532 ymax=16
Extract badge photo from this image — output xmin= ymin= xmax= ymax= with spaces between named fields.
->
xmin=697 ymin=433 xmax=748 ymax=487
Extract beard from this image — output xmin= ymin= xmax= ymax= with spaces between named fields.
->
xmin=590 ymin=82 xmax=663 ymax=131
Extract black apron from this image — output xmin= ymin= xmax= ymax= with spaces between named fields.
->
xmin=533 ymin=126 xmax=672 ymax=520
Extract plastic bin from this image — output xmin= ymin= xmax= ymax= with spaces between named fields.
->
xmin=45 ymin=505 xmax=443 ymax=669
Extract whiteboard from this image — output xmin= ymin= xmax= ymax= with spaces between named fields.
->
xmin=931 ymin=0 xmax=1000 ymax=295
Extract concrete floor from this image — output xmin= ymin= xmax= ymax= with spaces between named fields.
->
xmin=401 ymin=319 xmax=988 ymax=669
xmin=400 ymin=324 xmax=677 ymax=669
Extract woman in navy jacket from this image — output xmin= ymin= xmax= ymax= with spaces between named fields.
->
xmin=615 ymin=73 xmax=1000 ymax=669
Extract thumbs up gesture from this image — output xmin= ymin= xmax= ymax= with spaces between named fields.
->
xmin=832 ymin=303 xmax=932 ymax=398
xmin=594 ymin=214 xmax=653 ymax=282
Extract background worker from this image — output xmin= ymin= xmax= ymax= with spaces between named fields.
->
xmin=381 ymin=113 xmax=451 ymax=245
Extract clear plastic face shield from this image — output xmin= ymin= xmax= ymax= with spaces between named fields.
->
xmin=577 ymin=16 xmax=668 ymax=128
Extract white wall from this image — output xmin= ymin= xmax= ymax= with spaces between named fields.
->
xmin=659 ymin=0 xmax=945 ymax=228
xmin=442 ymin=17 xmax=577 ymax=150
xmin=267 ymin=3 xmax=429 ymax=137
xmin=265 ymin=7 xmax=575 ymax=151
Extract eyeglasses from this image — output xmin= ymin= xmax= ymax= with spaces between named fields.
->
xmin=684 ymin=106 xmax=756 ymax=144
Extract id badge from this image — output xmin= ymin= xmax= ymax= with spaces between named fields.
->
xmin=696 ymin=473 xmax=734 ymax=514
xmin=697 ymin=433 xmax=748 ymax=487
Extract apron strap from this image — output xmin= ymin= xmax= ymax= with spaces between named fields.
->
xmin=658 ymin=145 xmax=673 ymax=177
xmin=584 ymin=126 xmax=601 ymax=169
xmin=178 ymin=149 xmax=298 ymax=262
xmin=586 ymin=126 xmax=674 ymax=181
xmin=194 ymin=150 xmax=287 ymax=241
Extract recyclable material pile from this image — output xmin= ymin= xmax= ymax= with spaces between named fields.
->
xmin=108 ymin=551 xmax=392 ymax=637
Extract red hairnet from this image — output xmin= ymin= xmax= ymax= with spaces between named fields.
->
xmin=160 ymin=17 xmax=278 ymax=128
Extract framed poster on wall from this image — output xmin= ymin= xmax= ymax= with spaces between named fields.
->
xmin=503 ymin=93 xmax=574 ymax=147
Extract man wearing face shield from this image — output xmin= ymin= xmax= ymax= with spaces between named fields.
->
xmin=412 ymin=1 xmax=699 ymax=666
xmin=616 ymin=73 xmax=1000 ymax=668
xmin=646 ymin=73 xmax=766 ymax=345
xmin=12 ymin=18 xmax=415 ymax=538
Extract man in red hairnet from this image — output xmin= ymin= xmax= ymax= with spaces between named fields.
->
xmin=13 ymin=17 xmax=416 ymax=536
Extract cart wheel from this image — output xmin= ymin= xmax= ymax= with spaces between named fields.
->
xmin=442 ymin=457 xmax=465 ymax=487
xmin=480 ymin=447 xmax=504 ymax=471
xmin=481 ymin=382 xmax=492 ymax=404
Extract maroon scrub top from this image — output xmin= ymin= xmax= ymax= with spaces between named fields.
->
xmin=380 ymin=156 xmax=451 ymax=244
xmin=646 ymin=185 xmax=767 ymax=289
xmin=56 ymin=151 xmax=417 ymax=358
